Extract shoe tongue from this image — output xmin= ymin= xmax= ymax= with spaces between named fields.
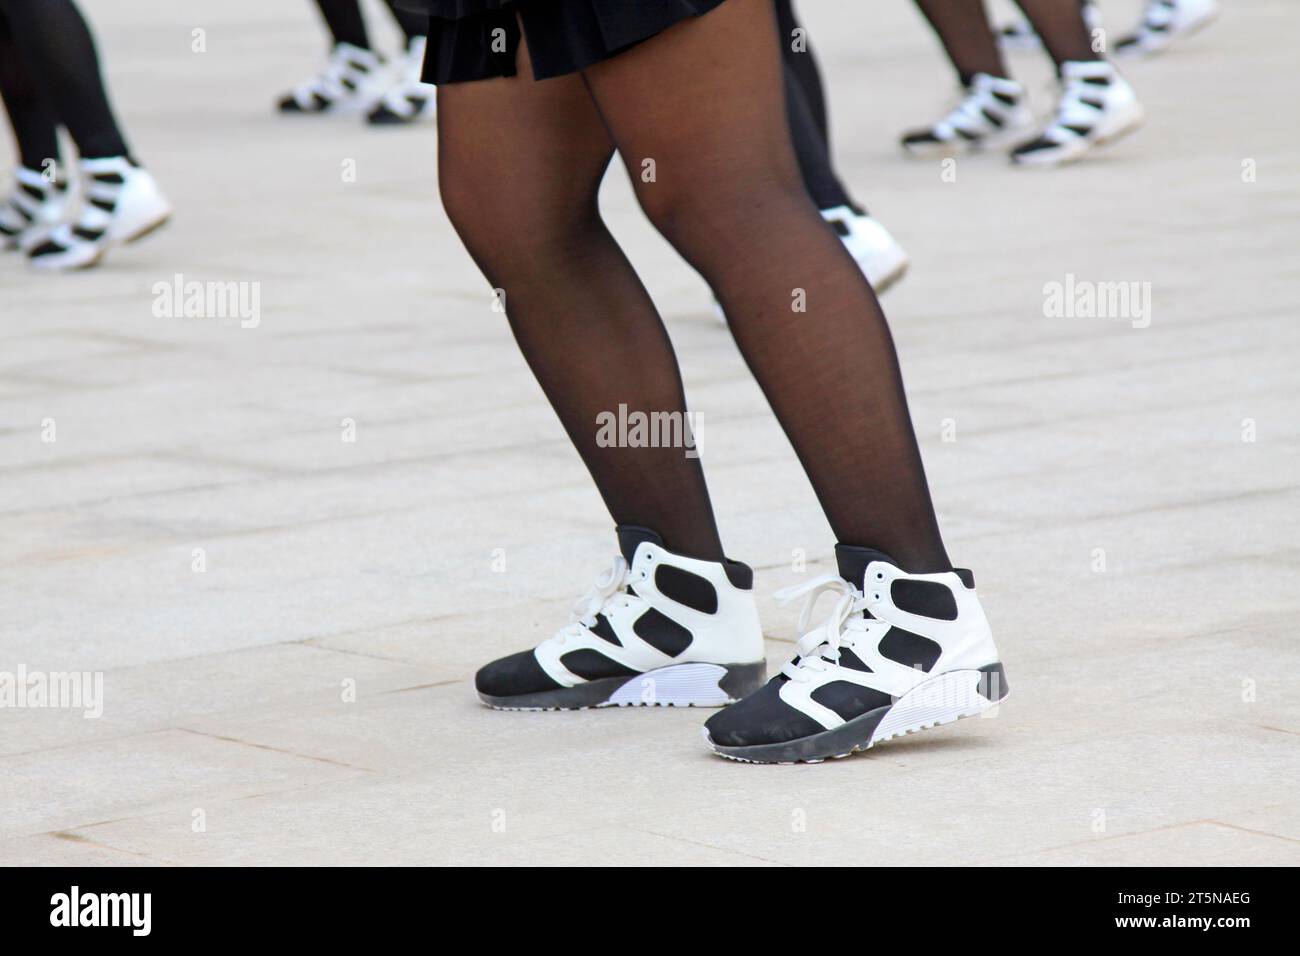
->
xmin=834 ymin=545 xmax=897 ymax=588
xmin=615 ymin=525 xmax=664 ymax=564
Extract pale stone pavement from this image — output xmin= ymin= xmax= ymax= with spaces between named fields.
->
xmin=1 ymin=0 xmax=1298 ymax=866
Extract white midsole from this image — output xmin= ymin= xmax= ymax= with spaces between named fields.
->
xmin=870 ymin=669 xmax=1003 ymax=744
xmin=605 ymin=662 xmax=734 ymax=707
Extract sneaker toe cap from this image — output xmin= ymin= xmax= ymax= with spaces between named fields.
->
xmin=901 ymin=130 xmax=943 ymax=148
xmin=27 ymin=238 xmax=64 ymax=258
xmin=475 ymin=649 xmax=562 ymax=699
xmin=704 ymin=678 xmax=825 ymax=747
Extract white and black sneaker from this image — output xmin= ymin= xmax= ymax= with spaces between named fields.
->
xmin=703 ymin=546 xmax=1008 ymax=763
xmin=821 ymin=206 xmax=910 ymax=295
xmin=277 ymin=42 xmax=386 ymax=114
xmin=901 ymin=73 xmax=1033 ymax=157
xmin=476 ymin=526 xmax=767 ymax=710
xmin=0 ymin=165 xmax=69 ymax=252
xmin=997 ymin=1 xmax=1103 ymax=51
xmin=367 ymin=36 xmax=437 ymax=125
xmin=27 ymin=156 xmax=171 ymax=271
xmin=1010 ymin=60 xmax=1143 ymax=167
xmin=1116 ymin=0 xmax=1219 ymax=57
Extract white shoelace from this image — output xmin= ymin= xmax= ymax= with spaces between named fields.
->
xmin=547 ymin=556 xmax=633 ymax=647
xmin=773 ymin=574 xmax=874 ymax=682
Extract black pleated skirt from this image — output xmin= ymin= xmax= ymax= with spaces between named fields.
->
xmin=396 ymin=0 xmax=729 ymax=83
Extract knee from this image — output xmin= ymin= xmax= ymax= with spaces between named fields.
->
xmin=438 ymin=160 xmax=497 ymax=258
xmin=439 ymin=159 xmax=603 ymax=273
xmin=439 ymin=159 xmax=541 ymax=275
xmin=634 ymin=171 xmax=807 ymax=264
xmin=633 ymin=179 xmax=697 ymax=252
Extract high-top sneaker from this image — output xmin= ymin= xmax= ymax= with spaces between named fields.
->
xmin=476 ymin=526 xmax=766 ymax=710
xmin=27 ymin=157 xmax=170 ymax=271
xmin=1010 ymin=60 xmax=1143 ymax=167
xmin=821 ymin=206 xmax=909 ymax=295
xmin=277 ymin=42 xmax=386 ymax=114
xmin=703 ymin=546 xmax=1008 ymax=763
xmin=998 ymin=1 xmax=1103 ymax=51
xmin=0 ymin=166 xmax=69 ymax=252
xmin=901 ymin=73 xmax=1033 ymax=157
xmin=1117 ymin=0 xmax=1219 ymax=57
xmin=367 ymin=36 xmax=437 ymax=125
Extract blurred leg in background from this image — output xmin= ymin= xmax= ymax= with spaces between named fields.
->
xmin=998 ymin=0 xmax=1099 ymax=52
xmin=776 ymin=0 xmax=909 ymax=294
xmin=901 ymin=0 xmax=1144 ymax=167
xmin=0 ymin=6 xmax=69 ymax=249
xmin=0 ymin=0 xmax=170 ymax=269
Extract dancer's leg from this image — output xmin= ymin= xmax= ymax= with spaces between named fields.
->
xmin=774 ymin=0 xmax=827 ymax=141
xmin=381 ymin=0 xmax=427 ymax=41
xmin=582 ymin=0 xmax=950 ymax=570
xmin=0 ymin=8 xmax=60 ymax=170
xmin=0 ymin=0 xmax=129 ymax=159
xmin=436 ymin=35 xmax=725 ymax=561
xmin=1012 ymin=0 xmax=1100 ymax=66
xmin=774 ymin=0 xmax=858 ymax=213
xmin=0 ymin=6 xmax=69 ymax=249
xmin=313 ymin=0 xmax=369 ymax=48
xmin=772 ymin=1 xmax=908 ymax=294
xmin=911 ymin=0 xmax=1009 ymax=83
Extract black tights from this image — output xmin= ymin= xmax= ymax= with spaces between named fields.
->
xmin=913 ymin=0 xmax=1099 ymax=82
xmin=313 ymin=0 xmax=426 ymax=49
xmin=437 ymin=0 xmax=950 ymax=572
xmin=0 ymin=0 xmax=129 ymax=165
xmin=776 ymin=0 xmax=858 ymax=213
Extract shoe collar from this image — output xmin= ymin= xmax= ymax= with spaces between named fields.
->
xmin=1060 ymin=59 xmax=1115 ymax=81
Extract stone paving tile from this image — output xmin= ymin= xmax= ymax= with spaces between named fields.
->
xmin=993 ymin=822 xmax=1300 ymax=867
xmin=0 ymin=643 xmax=443 ymax=757
xmin=0 ymin=833 xmax=165 ymax=867
xmin=0 ymin=729 xmax=367 ymax=840
xmin=1217 ymin=802 xmax=1300 ymax=844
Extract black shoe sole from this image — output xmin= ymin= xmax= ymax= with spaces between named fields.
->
xmin=705 ymin=662 xmax=1009 ymax=764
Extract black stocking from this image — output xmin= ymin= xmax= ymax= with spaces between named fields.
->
xmin=436 ymin=35 xmax=726 ymax=561
xmin=0 ymin=7 xmax=61 ymax=170
xmin=313 ymin=0 xmax=369 ymax=48
xmin=1012 ymin=0 xmax=1100 ymax=66
xmin=911 ymin=0 xmax=1009 ymax=84
xmin=775 ymin=0 xmax=826 ymax=139
xmin=582 ymin=0 xmax=949 ymax=569
xmin=438 ymin=0 xmax=950 ymax=571
xmin=775 ymin=0 xmax=859 ymax=213
xmin=383 ymin=0 xmax=427 ymax=41
xmin=0 ymin=0 xmax=128 ymax=159
xmin=913 ymin=0 xmax=1099 ymax=81
xmin=314 ymin=0 xmax=427 ymax=48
